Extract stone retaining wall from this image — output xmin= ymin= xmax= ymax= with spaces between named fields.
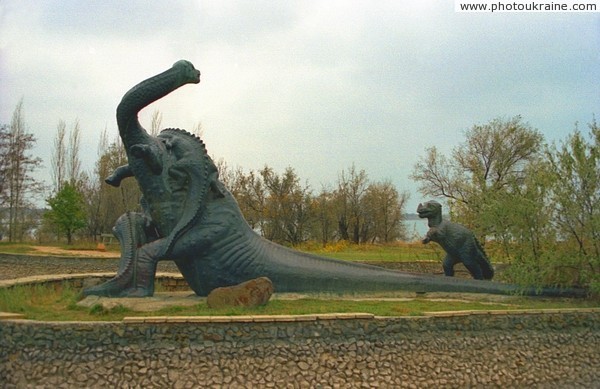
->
xmin=1 ymin=269 xmax=599 ymax=387
xmin=2 ymin=310 xmax=599 ymax=388
xmin=0 ymin=272 xmax=191 ymax=292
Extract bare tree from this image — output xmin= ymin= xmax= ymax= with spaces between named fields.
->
xmin=80 ymin=129 xmax=108 ymax=240
xmin=259 ymin=166 xmax=312 ymax=245
xmin=4 ymin=99 xmax=43 ymax=241
xmin=191 ymin=121 xmax=203 ymax=137
xmin=311 ymin=187 xmax=337 ymax=246
xmin=235 ymin=168 xmax=267 ymax=232
xmin=335 ymin=164 xmax=369 ymax=243
xmin=67 ymin=120 xmax=82 ymax=184
xmin=51 ymin=120 xmax=67 ymax=192
xmin=0 ymin=125 xmax=9 ymax=183
xmin=94 ymin=134 xmax=141 ymax=233
xmin=52 ymin=119 xmax=83 ymax=189
xmin=150 ymin=110 xmax=163 ymax=136
xmin=363 ymin=181 xmax=409 ymax=243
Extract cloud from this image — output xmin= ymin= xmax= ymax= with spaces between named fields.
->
xmin=0 ymin=0 xmax=598 ymax=211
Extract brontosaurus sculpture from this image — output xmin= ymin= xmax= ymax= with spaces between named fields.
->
xmin=83 ymin=60 xmax=584 ymax=298
xmin=417 ymin=200 xmax=494 ymax=280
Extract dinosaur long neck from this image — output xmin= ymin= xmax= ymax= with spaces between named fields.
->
xmin=116 ymin=65 xmax=190 ymax=148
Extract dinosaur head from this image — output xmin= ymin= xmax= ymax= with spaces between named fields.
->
xmin=158 ymin=128 xmax=207 ymax=162
xmin=130 ymin=143 xmax=163 ymax=175
xmin=417 ymin=200 xmax=442 ymax=219
xmin=172 ymin=60 xmax=200 ymax=85
xmin=158 ymin=127 xmax=219 ymax=197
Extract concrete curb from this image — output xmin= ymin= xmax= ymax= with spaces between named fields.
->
xmin=122 ymin=312 xmax=376 ymax=324
xmin=0 ymin=272 xmax=184 ymax=288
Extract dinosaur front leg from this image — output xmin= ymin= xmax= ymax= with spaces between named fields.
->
xmin=442 ymin=254 xmax=459 ymax=277
xmin=105 ymin=164 xmax=133 ymax=187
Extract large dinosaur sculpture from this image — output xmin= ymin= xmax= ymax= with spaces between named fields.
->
xmin=417 ymin=200 xmax=494 ymax=280
xmin=83 ymin=60 xmax=584 ymax=298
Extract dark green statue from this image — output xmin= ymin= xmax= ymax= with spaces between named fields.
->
xmin=83 ymin=60 xmax=583 ymax=298
xmin=417 ymin=200 xmax=494 ymax=280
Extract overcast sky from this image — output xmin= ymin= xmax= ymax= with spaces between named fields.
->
xmin=1 ymin=1 xmax=598 ymax=212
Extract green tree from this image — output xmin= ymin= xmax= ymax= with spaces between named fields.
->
xmin=546 ymin=120 xmax=600 ymax=291
xmin=411 ymin=116 xmax=544 ymax=237
xmin=44 ymin=183 xmax=87 ymax=244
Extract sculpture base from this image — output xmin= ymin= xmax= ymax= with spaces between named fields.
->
xmin=77 ymin=290 xmax=517 ymax=313
xmin=77 ymin=292 xmax=202 ymax=312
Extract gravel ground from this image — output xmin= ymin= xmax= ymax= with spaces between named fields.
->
xmin=0 ymin=254 xmax=180 ymax=280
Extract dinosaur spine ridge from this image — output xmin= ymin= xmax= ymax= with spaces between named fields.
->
xmin=159 ymin=128 xmax=213 ymax=258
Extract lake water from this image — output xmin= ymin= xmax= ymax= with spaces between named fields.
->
xmin=402 ymin=219 xmax=429 ymax=241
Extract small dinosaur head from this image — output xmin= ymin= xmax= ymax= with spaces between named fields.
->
xmin=130 ymin=143 xmax=163 ymax=175
xmin=417 ymin=200 xmax=442 ymax=219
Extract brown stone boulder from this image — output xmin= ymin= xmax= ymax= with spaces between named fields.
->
xmin=206 ymin=277 xmax=274 ymax=309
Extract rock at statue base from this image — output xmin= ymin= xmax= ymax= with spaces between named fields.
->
xmin=207 ymin=277 xmax=274 ymax=309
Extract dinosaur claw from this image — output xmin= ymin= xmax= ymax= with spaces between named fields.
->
xmin=83 ymin=275 xmax=132 ymax=297
xmin=83 ymin=280 xmax=153 ymax=298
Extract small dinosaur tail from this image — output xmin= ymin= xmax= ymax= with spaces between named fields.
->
xmin=475 ymin=239 xmax=495 ymax=280
xmin=82 ymin=212 xmax=147 ymax=297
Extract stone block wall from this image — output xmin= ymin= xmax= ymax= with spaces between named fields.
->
xmin=1 ymin=310 xmax=599 ymax=388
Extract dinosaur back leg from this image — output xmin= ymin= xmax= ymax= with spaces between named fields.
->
xmin=461 ymin=256 xmax=484 ymax=280
xmin=478 ymin=256 xmax=495 ymax=280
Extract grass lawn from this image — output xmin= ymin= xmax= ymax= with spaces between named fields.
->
xmin=1 ymin=282 xmax=597 ymax=322
xmin=0 ymin=242 xmax=597 ymax=321
xmin=295 ymin=241 xmax=444 ymax=262
xmin=0 ymin=241 xmax=442 ymax=261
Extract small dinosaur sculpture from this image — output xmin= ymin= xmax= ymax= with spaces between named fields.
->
xmin=83 ymin=60 xmax=584 ymax=298
xmin=417 ymin=200 xmax=494 ymax=280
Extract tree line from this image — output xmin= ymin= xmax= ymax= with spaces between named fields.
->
xmin=1 ymin=101 xmax=597 ymax=292
xmin=0 ymin=102 xmax=409 ymax=247
xmin=411 ymin=115 xmax=599 ymax=293
xmin=217 ymin=162 xmax=410 ymax=245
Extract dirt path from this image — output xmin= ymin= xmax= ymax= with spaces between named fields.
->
xmin=32 ymin=246 xmax=119 ymax=258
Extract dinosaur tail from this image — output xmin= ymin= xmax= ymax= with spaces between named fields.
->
xmin=475 ymin=239 xmax=495 ymax=280
xmin=210 ymin=235 xmax=588 ymax=298
xmin=82 ymin=212 xmax=148 ymax=297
